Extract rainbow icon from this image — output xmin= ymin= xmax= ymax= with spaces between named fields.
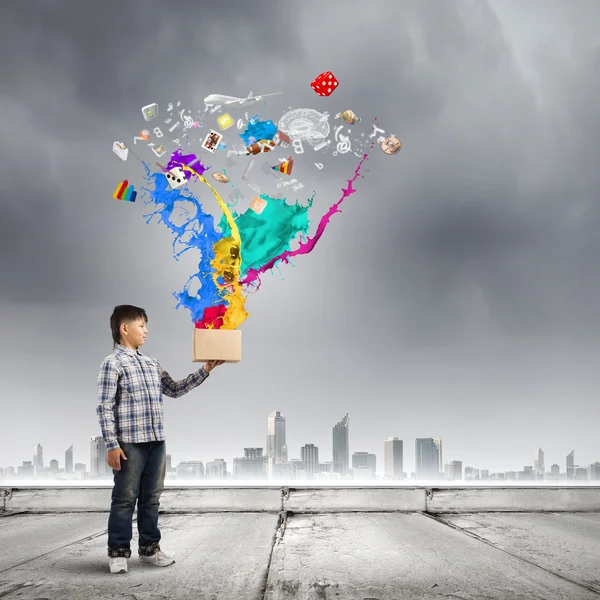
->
xmin=272 ymin=157 xmax=294 ymax=175
xmin=113 ymin=180 xmax=137 ymax=202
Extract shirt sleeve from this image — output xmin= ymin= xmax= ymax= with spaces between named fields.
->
xmin=158 ymin=360 xmax=209 ymax=398
xmin=96 ymin=358 xmax=121 ymax=451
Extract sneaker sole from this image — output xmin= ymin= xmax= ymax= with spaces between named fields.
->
xmin=139 ymin=558 xmax=175 ymax=567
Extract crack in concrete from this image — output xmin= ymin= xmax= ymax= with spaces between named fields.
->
xmin=258 ymin=487 xmax=290 ymax=600
xmin=421 ymin=512 xmax=600 ymax=597
xmin=0 ymin=580 xmax=35 ymax=598
xmin=0 ymin=490 xmax=12 ymax=512
xmin=259 ymin=510 xmax=288 ymax=599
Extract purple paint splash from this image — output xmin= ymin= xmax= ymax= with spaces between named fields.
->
xmin=166 ymin=149 xmax=210 ymax=179
xmin=239 ymin=154 xmax=369 ymax=289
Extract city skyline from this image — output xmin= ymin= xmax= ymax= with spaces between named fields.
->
xmin=4 ymin=419 xmax=597 ymax=476
xmin=2 ymin=418 xmax=597 ymax=480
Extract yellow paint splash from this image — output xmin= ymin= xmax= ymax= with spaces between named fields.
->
xmin=181 ymin=164 xmax=250 ymax=330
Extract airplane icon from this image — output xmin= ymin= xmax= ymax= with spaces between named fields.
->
xmin=203 ymin=91 xmax=282 ymax=108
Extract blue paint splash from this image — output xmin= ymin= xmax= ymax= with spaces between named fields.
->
xmin=141 ymin=163 xmax=223 ymax=324
xmin=238 ymin=117 xmax=278 ymax=146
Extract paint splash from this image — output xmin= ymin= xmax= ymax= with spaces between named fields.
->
xmin=215 ymin=195 xmax=313 ymax=275
xmin=165 ymin=150 xmax=209 ymax=179
xmin=239 ymin=117 xmax=278 ymax=146
xmin=141 ymin=165 xmax=223 ymax=324
xmin=239 ymin=155 xmax=369 ymax=288
xmin=142 ymin=149 xmax=369 ymax=330
xmin=178 ymin=163 xmax=249 ymax=330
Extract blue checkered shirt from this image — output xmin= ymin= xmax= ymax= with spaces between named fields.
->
xmin=97 ymin=344 xmax=209 ymax=451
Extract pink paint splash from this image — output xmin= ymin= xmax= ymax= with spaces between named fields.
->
xmin=239 ymin=154 xmax=369 ymax=289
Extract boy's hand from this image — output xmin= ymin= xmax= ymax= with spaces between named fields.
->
xmin=107 ymin=447 xmax=127 ymax=470
xmin=204 ymin=359 xmax=225 ymax=373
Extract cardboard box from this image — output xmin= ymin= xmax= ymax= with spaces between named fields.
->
xmin=192 ymin=328 xmax=242 ymax=363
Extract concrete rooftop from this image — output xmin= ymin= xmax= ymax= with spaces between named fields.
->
xmin=1 ymin=484 xmax=599 ymax=600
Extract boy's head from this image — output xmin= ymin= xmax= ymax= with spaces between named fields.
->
xmin=110 ymin=305 xmax=148 ymax=349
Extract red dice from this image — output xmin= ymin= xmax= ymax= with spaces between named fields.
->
xmin=310 ymin=71 xmax=339 ymax=97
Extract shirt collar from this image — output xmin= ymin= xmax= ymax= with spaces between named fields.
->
xmin=116 ymin=343 xmax=141 ymax=356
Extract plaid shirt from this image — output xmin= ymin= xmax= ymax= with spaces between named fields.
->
xmin=97 ymin=343 xmax=209 ymax=451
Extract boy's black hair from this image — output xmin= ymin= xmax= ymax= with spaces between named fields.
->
xmin=110 ymin=305 xmax=148 ymax=347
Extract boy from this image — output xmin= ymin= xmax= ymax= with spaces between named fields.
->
xmin=97 ymin=305 xmax=224 ymax=574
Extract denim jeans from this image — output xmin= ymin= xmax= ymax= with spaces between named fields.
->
xmin=107 ymin=441 xmax=166 ymax=558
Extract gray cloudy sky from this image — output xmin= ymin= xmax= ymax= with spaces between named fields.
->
xmin=1 ymin=0 xmax=599 ymax=477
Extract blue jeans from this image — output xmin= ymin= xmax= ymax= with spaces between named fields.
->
xmin=107 ymin=441 xmax=166 ymax=558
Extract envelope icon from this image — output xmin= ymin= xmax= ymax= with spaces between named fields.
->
xmin=113 ymin=141 xmax=129 ymax=161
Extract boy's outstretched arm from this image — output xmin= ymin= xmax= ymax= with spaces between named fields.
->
xmin=157 ymin=360 xmax=222 ymax=398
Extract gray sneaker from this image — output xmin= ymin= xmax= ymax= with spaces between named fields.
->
xmin=139 ymin=549 xmax=175 ymax=567
xmin=109 ymin=556 xmax=128 ymax=573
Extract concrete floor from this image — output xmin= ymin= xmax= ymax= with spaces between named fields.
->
xmin=0 ymin=511 xmax=599 ymax=599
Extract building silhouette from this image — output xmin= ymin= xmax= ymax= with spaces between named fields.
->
xmin=444 ymin=460 xmax=463 ymax=480
xmin=233 ymin=448 xmax=267 ymax=480
xmin=589 ymin=462 xmax=600 ymax=481
xmin=415 ymin=438 xmax=442 ymax=480
xmin=534 ymin=448 xmax=544 ymax=475
xmin=300 ymin=444 xmax=319 ymax=479
xmin=384 ymin=437 xmax=404 ymax=479
xmin=566 ymin=450 xmax=575 ymax=480
xmin=65 ymin=445 xmax=73 ymax=474
xmin=19 ymin=461 xmax=34 ymax=478
xmin=266 ymin=411 xmax=288 ymax=479
xmin=332 ymin=413 xmax=350 ymax=476
xmin=206 ymin=459 xmax=227 ymax=479
xmin=90 ymin=436 xmax=109 ymax=477
xmin=352 ymin=452 xmax=376 ymax=479
xmin=177 ymin=461 xmax=204 ymax=479
xmin=33 ymin=443 xmax=43 ymax=473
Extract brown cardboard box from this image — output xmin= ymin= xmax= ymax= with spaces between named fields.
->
xmin=192 ymin=328 xmax=242 ymax=363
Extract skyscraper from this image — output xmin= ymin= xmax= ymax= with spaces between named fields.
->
xmin=90 ymin=436 xmax=109 ymax=478
xmin=65 ymin=445 xmax=73 ymax=474
xmin=33 ymin=443 xmax=43 ymax=472
xmin=332 ymin=413 xmax=350 ymax=476
xmin=384 ymin=437 xmax=404 ymax=479
xmin=534 ymin=448 xmax=545 ymax=475
xmin=266 ymin=411 xmax=287 ymax=479
xmin=415 ymin=438 xmax=442 ymax=480
xmin=566 ymin=450 xmax=575 ymax=480
xmin=301 ymin=444 xmax=319 ymax=479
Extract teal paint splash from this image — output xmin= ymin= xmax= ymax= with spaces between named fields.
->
xmin=141 ymin=162 xmax=224 ymax=324
xmin=216 ymin=194 xmax=313 ymax=276
xmin=239 ymin=154 xmax=369 ymax=289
